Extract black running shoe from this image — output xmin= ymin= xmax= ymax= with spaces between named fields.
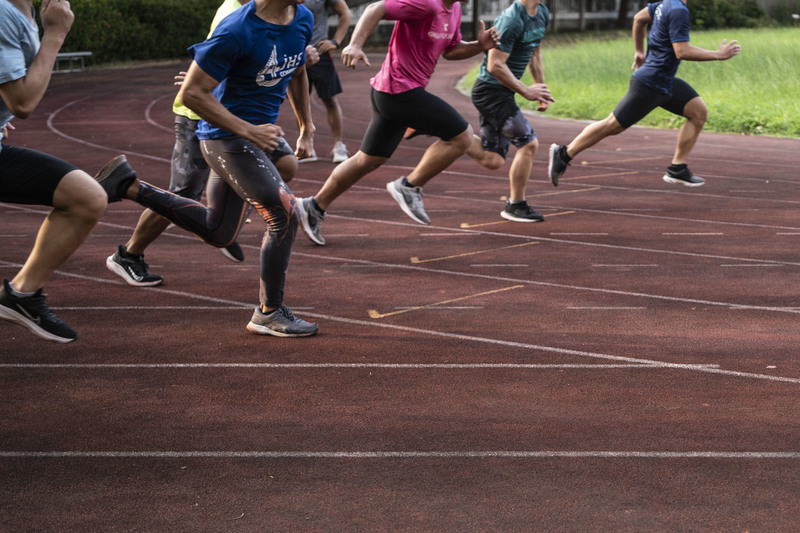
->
xmin=221 ymin=242 xmax=245 ymax=263
xmin=106 ymin=245 xmax=164 ymax=287
xmin=94 ymin=155 xmax=137 ymax=202
xmin=501 ymin=200 xmax=545 ymax=222
xmin=663 ymin=166 xmax=705 ymax=187
xmin=547 ymin=144 xmax=570 ymax=187
xmin=0 ymin=279 xmax=77 ymax=343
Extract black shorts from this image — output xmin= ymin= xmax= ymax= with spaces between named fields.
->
xmin=613 ymin=77 xmax=700 ymax=128
xmin=0 ymin=145 xmax=77 ymax=206
xmin=361 ymin=87 xmax=469 ymax=158
xmin=306 ymin=52 xmax=343 ymax=101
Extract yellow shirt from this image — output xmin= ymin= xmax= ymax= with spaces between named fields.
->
xmin=172 ymin=0 xmax=246 ymax=119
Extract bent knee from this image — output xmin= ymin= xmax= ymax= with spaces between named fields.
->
xmin=55 ymin=170 xmax=108 ymax=220
xmin=451 ymin=127 xmax=474 ymax=153
xmin=683 ymin=97 xmax=708 ymax=125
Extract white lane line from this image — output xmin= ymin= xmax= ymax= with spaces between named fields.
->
xmin=470 ymin=264 xmax=529 ymax=267
xmin=568 ymin=307 xmax=647 ymax=310
xmin=2 ymin=451 xmax=799 ymax=459
xmin=0 ymin=363 xmax=687 ymax=369
xmin=662 ymin=232 xmax=724 ymax=236
xmin=720 ymin=264 xmax=783 ymax=268
xmin=592 ymin=264 xmax=659 ymax=268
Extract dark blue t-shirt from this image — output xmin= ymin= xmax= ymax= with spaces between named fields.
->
xmin=632 ymin=0 xmax=691 ymax=94
xmin=190 ymin=1 xmax=313 ymax=139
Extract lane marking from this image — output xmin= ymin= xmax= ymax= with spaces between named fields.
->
xmin=592 ymin=264 xmax=659 ymax=268
xmin=367 ymin=285 xmax=524 ymax=319
xmin=410 ymin=242 xmax=537 ymax=263
xmin=0 ymin=363 xmax=696 ymax=369
xmin=662 ymin=232 xmax=724 ymax=236
xmin=560 ymin=170 xmax=640 ymax=182
xmin=567 ymin=306 xmax=647 ymax=310
xmin=528 ymin=188 xmax=601 ymax=198
xmin=459 ymin=211 xmax=574 ymax=229
xmin=2 ymin=450 xmax=799 ymax=459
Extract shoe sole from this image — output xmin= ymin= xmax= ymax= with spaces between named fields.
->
xmin=386 ymin=182 xmax=430 ymax=225
xmin=500 ymin=211 xmax=544 ymax=223
xmin=0 ymin=305 xmax=76 ymax=343
xmin=299 ymin=201 xmax=326 ymax=246
xmin=332 ymin=155 xmax=348 ymax=164
xmin=547 ymin=144 xmax=561 ymax=187
xmin=221 ymin=246 xmax=245 ymax=263
xmin=662 ymin=175 xmax=705 ymax=187
xmin=106 ymin=255 xmax=164 ymax=287
xmin=298 ymin=155 xmax=318 ymax=164
xmin=246 ymin=321 xmax=318 ymax=337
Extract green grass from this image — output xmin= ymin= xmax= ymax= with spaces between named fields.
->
xmin=460 ymin=28 xmax=800 ymax=138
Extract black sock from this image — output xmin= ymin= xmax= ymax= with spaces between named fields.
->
xmin=560 ymin=146 xmax=572 ymax=163
xmin=311 ymin=197 xmax=325 ymax=214
xmin=668 ymin=163 xmax=687 ymax=172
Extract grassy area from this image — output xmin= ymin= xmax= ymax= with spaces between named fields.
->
xmin=460 ymin=28 xmax=799 ymax=138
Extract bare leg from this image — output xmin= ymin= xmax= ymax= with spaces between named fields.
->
xmin=566 ymin=113 xmax=626 ymax=160
xmin=465 ymin=134 xmax=504 ymax=171
xmin=508 ymin=139 xmax=538 ymax=201
xmin=406 ymin=127 xmax=473 ymax=187
xmin=12 ymin=170 xmax=107 ymax=292
xmin=313 ymin=150 xmax=388 ymax=210
xmin=322 ymin=96 xmax=344 ymax=145
xmin=672 ymin=96 xmax=707 ymax=165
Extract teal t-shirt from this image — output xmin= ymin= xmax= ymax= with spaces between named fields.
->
xmin=477 ymin=0 xmax=549 ymax=85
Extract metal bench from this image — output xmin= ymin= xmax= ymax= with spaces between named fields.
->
xmin=54 ymin=51 xmax=92 ymax=73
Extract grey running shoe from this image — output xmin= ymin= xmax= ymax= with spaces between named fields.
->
xmin=106 ymin=245 xmax=164 ymax=287
xmin=547 ymin=144 xmax=569 ymax=187
xmin=331 ymin=141 xmax=349 ymax=164
xmin=247 ymin=305 xmax=318 ymax=337
xmin=387 ymin=177 xmax=430 ymax=225
xmin=299 ymin=197 xmax=326 ymax=246
xmin=94 ymin=155 xmax=137 ymax=202
xmin=501 ymin=200 xmax=544 ymax=222
xmin=221 ymin=242 xmax=245 ymax=262
xmin=663 ymin=166 xmax=705 ymax=187
xmin=0 ymin=279 xmax=77 ymax=343
xmin=298 ymin=151 xmax=318 ymax=163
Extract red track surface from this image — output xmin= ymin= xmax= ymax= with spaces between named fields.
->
xmin=2 ymin=56 xmax=800 ymax=530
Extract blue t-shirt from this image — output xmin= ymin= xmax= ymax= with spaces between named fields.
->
xmin=632 ymin=0 xmax=691 ymax=94
xmin=477 ymin=1 xmax=549 ymax=85
xmin=0 ymin=1 xmax=40 ymax=134
xmin=190 ymin=1 xmax=313 ymax=140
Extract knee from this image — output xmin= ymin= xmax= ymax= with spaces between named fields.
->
xmin=521 ymin=138 xmax=539 ymax=156
xmin=276 ymin=156 xmax=298 ymax=183
xmin=58 ymin=171 xmax=108 ymax=221
xmin=451 ymin=127 xmax=474 ymax=154
xmin=684 ymin=98 xmax=708 ymax=126
xmin=484 ymin=153 xmax=505 ymax=170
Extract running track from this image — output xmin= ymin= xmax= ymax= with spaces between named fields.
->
xmin=2 ymin=56 xmax=799 ymax=530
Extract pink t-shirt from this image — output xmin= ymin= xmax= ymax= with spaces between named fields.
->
xmin=370 ymin=0 xmax=462 ymax=94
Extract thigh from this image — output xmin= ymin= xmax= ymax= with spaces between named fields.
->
xmin=660 ymin=78 xmax=700 ymax=117
xmin=613 ymin=77 xmax=671 ymax=128
xmin=0 ymin=145 xmax=77 ymax=206
xmin=170 ymin=115 xmax=210 ymax=200
xmin=201 ymin=137 xmax=291 ymax=210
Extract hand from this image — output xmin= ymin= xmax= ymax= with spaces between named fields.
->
xmin=248 ymin=123 xmax=284 ymax=152
xmin=522 ymin=83 xmax=554 ymax=105
xmin=631 ymin=51 xmax=646 ymax=70
xmin=317 ymin=39 xmax=337 ymax=55
xmin=294 ymin=132 xmax=315 ymax=161
xmin=477 ymin=21 xmax=499 ymax=50
xmin=717 ymin=38 xmax=741 ymax=60
xmin=173 ymin=71 xmax=187 ymax=87
xmin=40 ymin=0 xmax=74 ymax=39
xmin=1 ymin=122 xmax=14 ymax=142
xmin=342 ymin=44 xmax=370 ymax=69
xmin=305 ymin=45 xmax=320 ymax=67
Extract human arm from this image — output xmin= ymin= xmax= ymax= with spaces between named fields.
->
xmin=486 ymin=47 xmax=553 ymax=108
xmin=286 ymin=65 xmax=316 ymax=160
xmin=317 ymin=0 xmax=352 ymax=54
xmin=179 ymin=61 xmax=284 ymax=152
xmin=0 ymin=0 xmax=73 ymax=119
xmin=631 ymin=6 xmax=651 ymax=70
xmin=442 ymin=21 xmax=499 ymax=61
xmin=341 ymin=0 xmax=386 ymax=68
xmin=673 ymin=39 xmax=740 ymax=61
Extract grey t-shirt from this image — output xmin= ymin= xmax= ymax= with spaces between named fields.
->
xmin=304 ymin=0 xmax=340 ymax=47
xmin=0 ymin=1 xmax=40 ymax=133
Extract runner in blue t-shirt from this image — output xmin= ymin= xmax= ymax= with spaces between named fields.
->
xmin=465 ymin=0 xmax=554 ymax=223
xmin=548 ymin=0 xmax=740 ymax=187
xmin=93 ymin=0 xmax=319 ymax=337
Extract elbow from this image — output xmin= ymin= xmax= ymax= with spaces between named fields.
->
xmin=9 ymin=105 xmax=32 ymax=119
